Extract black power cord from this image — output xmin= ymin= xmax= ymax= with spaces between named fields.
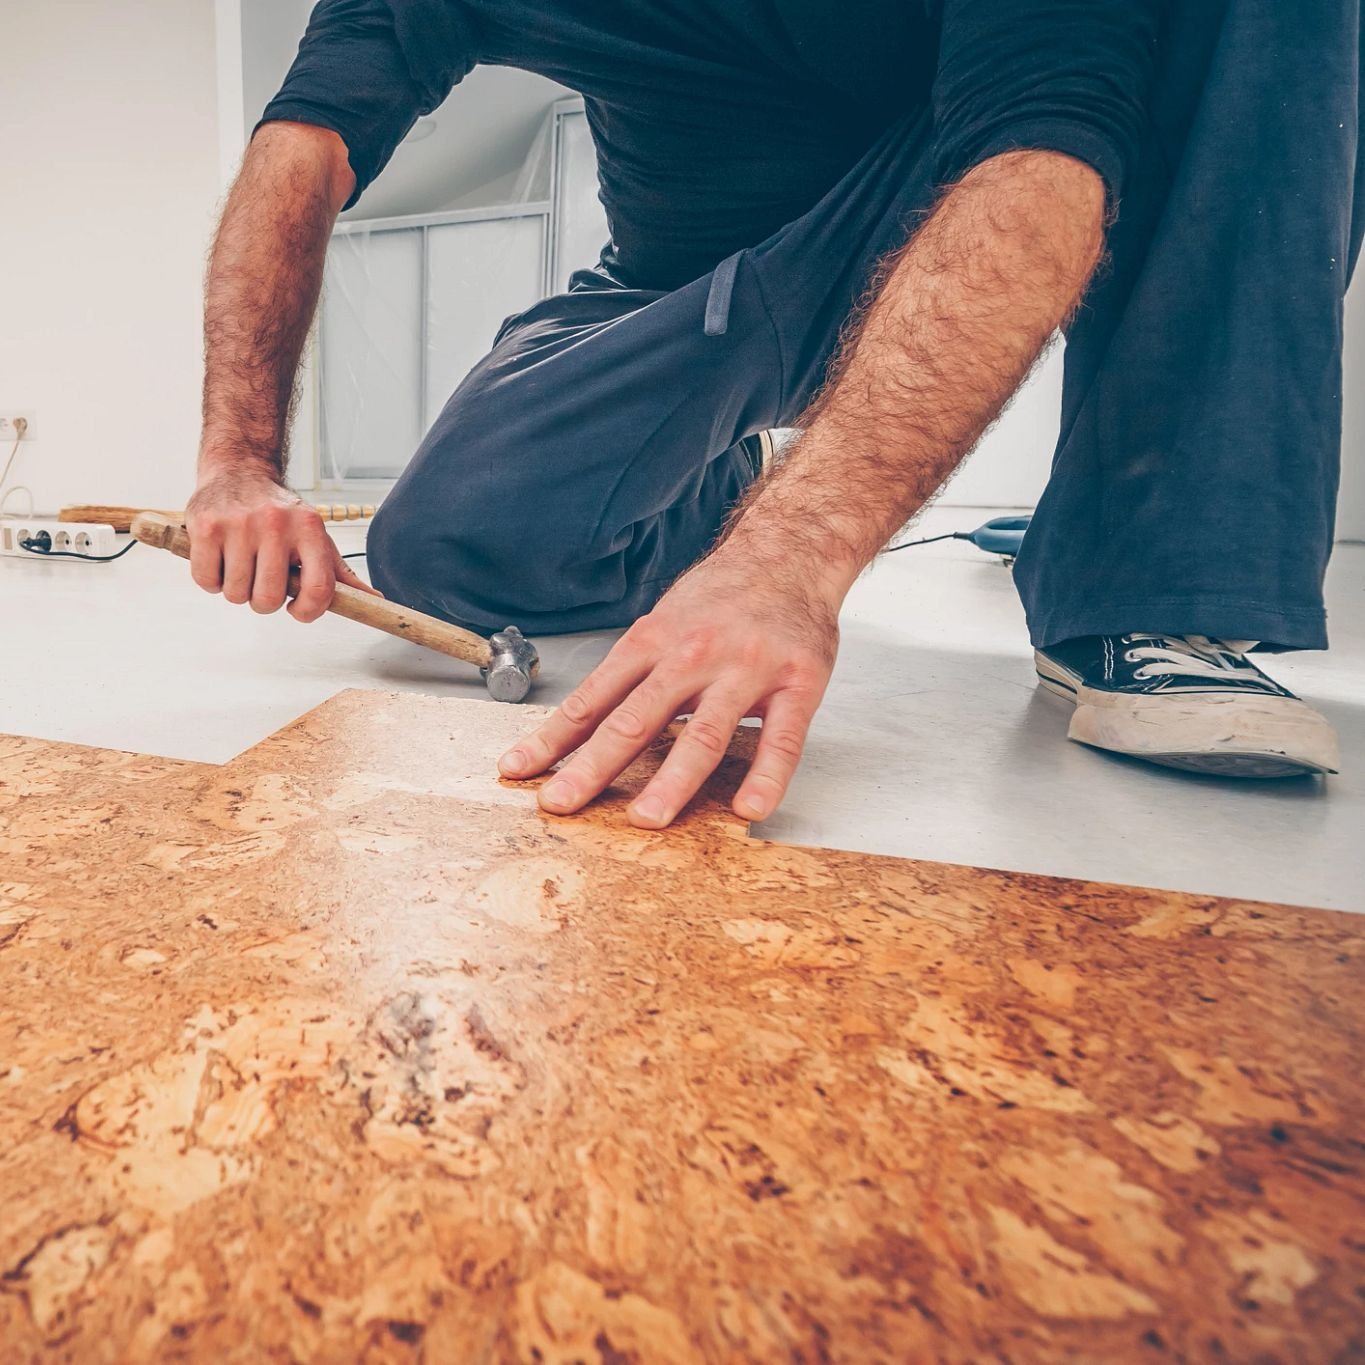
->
xmin=885 ymin=531 xmax=970 ymax=553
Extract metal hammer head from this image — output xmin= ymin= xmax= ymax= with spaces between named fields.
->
xmin=482 ymin=626 xmax=540 ymax=703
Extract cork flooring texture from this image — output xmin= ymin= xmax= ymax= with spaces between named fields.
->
xmin=1 ymin=690 xmax=1362 ymax=1363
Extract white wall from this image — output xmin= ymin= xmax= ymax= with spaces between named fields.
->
xmin=0 ymin=0 xmax=221 ymax=516
xmin=240 ymin=0 xmax=313 ymax=142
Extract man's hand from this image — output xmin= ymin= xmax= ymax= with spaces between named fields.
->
xmin=185 ymin=467 xmax=377 ymax=622
xmin=499 ymin=547 xmax=839 ymax=828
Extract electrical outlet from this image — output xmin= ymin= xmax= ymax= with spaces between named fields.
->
xmin=0 ymin=519 xmax=117 ymax=559
xmin=0 ymin=414 xmax=36 ymax=442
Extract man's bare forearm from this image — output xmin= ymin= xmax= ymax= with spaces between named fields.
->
xmin=186 ymin=123 xmax=372 ymax=624
xmin=725 ymin=150 xmax=1106 ymax=599
xmin=199 ymin=122 xmax=354 ymax=480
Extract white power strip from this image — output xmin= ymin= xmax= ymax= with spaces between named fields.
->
xmin=0 ymin=519 xmax=119 ymax=559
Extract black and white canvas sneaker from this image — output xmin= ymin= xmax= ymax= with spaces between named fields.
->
xmin=1035 ymin=634 xmax=1341 ymax=778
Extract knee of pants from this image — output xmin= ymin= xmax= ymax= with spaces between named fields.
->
xmin=366 ymin=459 xmax=616 ymax=634
xmin=366 ymin=486 xmax=496 ymax=632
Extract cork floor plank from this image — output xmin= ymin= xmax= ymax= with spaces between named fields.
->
xmin=1 ymin=690 xmax=1361 ymax=1362
xmin=0 ymin=732 xmax=205 ymax=797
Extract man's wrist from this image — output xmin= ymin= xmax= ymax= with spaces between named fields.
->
xmin=724 ymin=437 xmax=879 ymax=603
xmin=718 ymin=508 xmax=862 ymax=611
xmin=196 ymin=448 xmax=284 ymax=487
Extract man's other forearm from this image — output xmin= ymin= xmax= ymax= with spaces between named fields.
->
xmin=725 ymin=150 xmax=1106 ymax=598
xmin=200 ymin=122 xmax=355 ymax=480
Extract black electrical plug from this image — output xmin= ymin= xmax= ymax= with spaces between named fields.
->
xmin=21 ymin=531 xmax=52 ymax=554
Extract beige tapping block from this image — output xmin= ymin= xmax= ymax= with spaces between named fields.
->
xmin=311 ymin=503 xmax=377 ymax=522
xmin=0 ymin=689 xmax=1361 ymax=1362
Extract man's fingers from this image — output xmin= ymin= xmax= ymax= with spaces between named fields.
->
xmin=499 ymin=639 xmax=652 ymax=779
xmin=535 ymin=674 xmax=690 ymax=815
xmin=188 ymin=527 xmax=224 ymax=594
xmin=220 ymin=535 xmax=256 ymax=606
xmin=250 ymin=539 xmax=291 ymax=614
xmin=286 ymin=532 xmax=337 ymax=623
xmin=732 ymin=691 xmax=817 ymax=822
xmin=627 ymin=692 xmax=749 ymax=829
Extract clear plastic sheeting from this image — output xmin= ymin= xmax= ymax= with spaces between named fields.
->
xmin=316 ymin=97 xmax=610 ymax=486
xmin=319 ymin=229 xmax=425 ymax=481
xmin=511 ymin=106 xmax=554 ymax=206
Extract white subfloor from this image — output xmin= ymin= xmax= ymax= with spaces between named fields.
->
xmin=3 ymin=507 xmax=1362 ymax=912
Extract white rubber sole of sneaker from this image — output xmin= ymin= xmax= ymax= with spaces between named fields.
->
xmin=1034 ymin=651 xmax=1341 ymax=778
xmin=757 ymin=429 xmax=778 ymax=476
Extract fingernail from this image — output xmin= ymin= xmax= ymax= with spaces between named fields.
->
xmin=736 ymin=794 xmax=766 ymax=819
xmin=541 ymin=779 xmax=574 ymax=810
xmin=500 ymin=748 xmax=527 ymax=775
xmin=632 ymin=796 xmax=666 ymax=824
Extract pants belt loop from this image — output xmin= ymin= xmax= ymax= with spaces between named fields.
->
xmin=704 ymin=251 xmax=743 ymax=337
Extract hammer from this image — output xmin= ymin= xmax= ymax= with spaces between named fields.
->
xmin=130 ymin=512 xmax=540 ymax=703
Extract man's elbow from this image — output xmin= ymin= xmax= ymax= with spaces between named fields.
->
xmin=249 ymin=120 xmax=357 ymax=216
xmin=955 ymin=149 xmax=1109 ymax=294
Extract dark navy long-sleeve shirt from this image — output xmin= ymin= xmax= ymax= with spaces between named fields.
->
xmin=262 ymin=0 xmax=1161 ymax=290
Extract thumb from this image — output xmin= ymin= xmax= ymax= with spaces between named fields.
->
xmin=334 ymin=551 xmax=384 ymax=598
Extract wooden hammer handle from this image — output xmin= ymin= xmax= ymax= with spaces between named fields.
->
xmin=131 ymin=513 xmax=493 ymax=670
xmin=60 ymin=505 xmax=183 ymax=533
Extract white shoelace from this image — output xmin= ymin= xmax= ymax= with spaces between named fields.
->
xmin=1122 ymin=633 xmax=1263 ymax=683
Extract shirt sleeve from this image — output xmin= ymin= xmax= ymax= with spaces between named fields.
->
xmin=257 ymin=0 xmax=477 ymax=210
xmin=929 ymin=0 xmax=1162 ymax=202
